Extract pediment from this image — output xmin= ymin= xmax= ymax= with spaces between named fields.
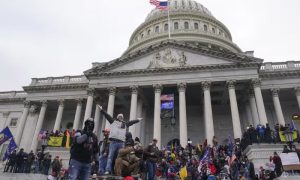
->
xmin=110 ymin=48 xmax=238 ymax=72
xmin=85 ymin=41 xmax=262 ymax=76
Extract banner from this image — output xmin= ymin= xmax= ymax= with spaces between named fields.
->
xmin=279 ymin=131 xmax=298 ymax=142
xmin=48 ymin=136 xmax=63 ymax=147
xmin=3 ymin=138 xmax=17 ymax=161
xmin=0 ymin=127 xmax=13 ymax=146
xmin=280 ymin=152 xmax=300 ymax=165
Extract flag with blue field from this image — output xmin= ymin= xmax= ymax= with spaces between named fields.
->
xmin=150 ymin=0 xmax=168 ymax=10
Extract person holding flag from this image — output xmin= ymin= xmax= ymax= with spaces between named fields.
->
xmin=3 ymin=138 xmax=18 ymax=173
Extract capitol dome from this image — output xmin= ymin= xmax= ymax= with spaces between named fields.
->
xmin=123 ymin=0 xmax=241 ymax=55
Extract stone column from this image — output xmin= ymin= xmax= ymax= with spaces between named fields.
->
xmin=252 ymin=79 xmax=268 ymax=125
xmin=202 ymin=81 xmax=214 ymax=145
xmin=153 ymin=84 xmax=162 ymax=148
xmin=15 ymin=101 xmax=30 ymax=145
xmin=135 ymin=99 xmax=143 ymax=139
xmin=249 ymin=90 xmax=260 ymax=126
xmin=105 ymin=87 xmax=116 ymax=128
xmin=295 ymin=88 xmax=300 ymax=111
xmin=53 ymin=99 xmax=64 ymax=131
xmin=73 ymin=99 xmax=83 ymax=130
xmin=245 ymin=102 xmax=254 ymax=126
xmin=271 ymin=88 xmax=285 ymax=126
xmin=178 ymin=83 xmax=188 ymax=147
xmin=83 ymin=88 xmax=95 ymax=122
xmin=93 ymin=103 xmax=101 ymax=135
xmin=129 ymin=85 xmax=138 ymax=138
xmin=227 ymin=80 xmax=242 ymax=139
xmin=31 ymin=100 xmax=47 ymax=152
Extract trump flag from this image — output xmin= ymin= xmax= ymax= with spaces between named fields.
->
xmin=2 ymin=138 xmax=17 ymax=161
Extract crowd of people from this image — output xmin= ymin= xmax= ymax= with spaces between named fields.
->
xmin=240 ymin=123 xmax=300 ymax=151
xmin=3 ymin=148 xmax=66 ymax=178
xmin=4 ymin=104 xmax=299 ymax=179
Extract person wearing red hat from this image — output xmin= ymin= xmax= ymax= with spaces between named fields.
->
xmin=98 ymin=128 xmax=110 ymax=175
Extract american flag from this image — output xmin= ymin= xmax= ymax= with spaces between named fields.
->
xmin=150 ymin=0 xmax=168 ymax=10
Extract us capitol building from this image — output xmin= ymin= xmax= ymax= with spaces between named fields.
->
xmin=1 ymin=0 xmax=299 ymax=167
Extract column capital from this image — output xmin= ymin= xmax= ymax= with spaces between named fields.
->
xmin=57 ymin=99 xmax=65 ymax=106
xmin=40 ymin=100 xmax=48 ymax=107
xmin=130 ymin=85 xmax=139 ymax=94
xmin=177 ymin=82 xmax=187 ymax=92
xmin=248 ymin=89 xmax=255 ymax=98
xmin=153 ymin=84 xmax=163 ymax=93
xmin=201 ymin=81 xmax=211 ymax=91
xmin=75 ymin=98 xmax=83 ymax=105
xmin=108 ymin=87 xmax=117 ymax=96
xmin=87 ymin=88 xmax=95 ymax=96
xmin=271 ymin=88 xmax=280 ymax=97
xmin=251 ymin=78 xmax=261 ymax=88
xmin=226 ymin=80 xmax=236 ymax=89
xmin=24 ymin=100 xmax=31 ymax=108
xmin=29 ymin=105 xmax=38 ymax=114
xmin=295 ymin=87 xmax=300 ymax=96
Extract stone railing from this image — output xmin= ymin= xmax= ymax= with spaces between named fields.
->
xmin=30 ymin=75 xmax=88 ymax=86
xmin=260 ymin=61 xmax=300 ymax=71
xmin=0 ymin=91 xmax=27 ymax=99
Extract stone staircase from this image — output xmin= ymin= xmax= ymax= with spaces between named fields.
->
xmin=0 ymin=173 xmax=47 ymax=180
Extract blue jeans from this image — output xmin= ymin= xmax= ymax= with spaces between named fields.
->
xmin=147 ymin=160 xmax=156 ymax=180
xmin=98 ymin=154 xmax=107 ymax=175
xmin=68 ymin=159 xmax=91 ymax=180
xmin=105 ymin=141 xmax=124 ymax=173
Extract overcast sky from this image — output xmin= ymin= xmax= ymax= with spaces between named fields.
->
xmin=0 ymin=0 xmax=299 ymax=91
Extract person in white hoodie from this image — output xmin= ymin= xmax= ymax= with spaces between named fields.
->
xmin=97 ymin=105 xmax=141 ymax=175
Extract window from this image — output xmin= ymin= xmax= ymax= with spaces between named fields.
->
xmin=219 ymin=30 xmax=222 ymax=35
xmin=204 ymin=24 xmax=208 ymax=31
xmin=184 ymin=22 xmax=189 ymax=29
xmin=174 ymin=1 xmax=178 ymax=8
xmin=194 ymin=23 xmax=199 ymax=29
xmin=164 ymin=23 xmax=168 ymax=31
xmin=212 ymin=28 xmax=215 ymax=33
xmin=147 ymin=29 xmax=151 ymax=35
xmin=155 ymin=26 xmax=159 ymax=33
xmin=9 ymin=118 xmax=18 ymax=127
xmin=174 ymin=22 xmax=179 ymax=30
xmin=141 ymin=33 xmax=144 ymax=38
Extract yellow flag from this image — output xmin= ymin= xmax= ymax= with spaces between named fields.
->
xmin=179 ymin=166 xmax=187 ymax=180
xmin=65 ymin=131 xmax=71 ymax=149
xmin=48 ymin=136 xmax=63 ymax=147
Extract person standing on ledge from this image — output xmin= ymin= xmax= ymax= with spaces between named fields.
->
xmin=97 ymin=105 xmax=142 ymax=175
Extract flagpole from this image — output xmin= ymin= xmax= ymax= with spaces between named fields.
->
xmin=167 ymin=0 xmax=171 ymax=39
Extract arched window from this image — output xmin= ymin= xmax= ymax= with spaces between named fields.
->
xmin=212 ymin=28 xmax=215 ymax=33
xmin=204 ymin=24 xmax=208 ymax=31
xmin=155 ymin=26 xmax=159 ymax=33
xmin=141 ymin=33 xmax=144 ymax=38
xmin=174 ymin=22 xmax=179 ymax=30
xmin=184 ymin=22 xmax=189 ymax=29
xmin=147 ymin=29 xmax=151 ymax=35
xmin=164 ymin=23 xmax=168 ymax=31
xmin=219 ymin=30 xmax=222 ymax=35
xmin=194 ymin=23 xmax=199 ymax=30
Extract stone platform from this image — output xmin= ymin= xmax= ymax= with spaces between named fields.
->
xmin=244 ymin=143 xmax=299 ymax=170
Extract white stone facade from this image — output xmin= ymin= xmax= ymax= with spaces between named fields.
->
xmin=0 ymin=0 xmax=300 ymax=164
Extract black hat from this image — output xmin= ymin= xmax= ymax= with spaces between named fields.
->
xmin=125 ymin=138 xmax=134 ymax=146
